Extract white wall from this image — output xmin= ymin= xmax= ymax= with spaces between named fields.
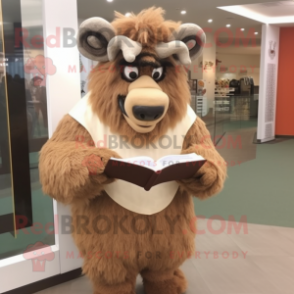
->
xmin=190 ymin=33 xmax=216 ymax=110
xmin=216 ymin=54 xmax=260 ymax=67
xmin=203 ymin=33 xmax=216 ymax=109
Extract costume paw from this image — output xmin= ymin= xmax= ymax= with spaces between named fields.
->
xmin=82 ymin=154 xmax=104 ymax=175
xmin=194 ymin=161 xmax=218 ymax=188
xmin=82 ymin=149 xmax=120 ymax=176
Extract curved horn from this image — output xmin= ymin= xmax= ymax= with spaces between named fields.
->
xmin=175 ymin=23 xmax=206 ymax=61
xmin=155 ymin=41 xmax=191 ymax=65
xmin=78 ymin=17 xmax=115 ymax=62
xmin=107 ymin=36 xmax=142 ymax=63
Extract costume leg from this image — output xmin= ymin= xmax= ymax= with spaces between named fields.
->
xmin=141 ymin=268 xmax=187 ymax=294
xmin=92 ymin=273 xmax=137 ymax=294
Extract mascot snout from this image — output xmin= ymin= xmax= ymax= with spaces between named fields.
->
xmin=121 ymin=75 xmax=169 ymax=133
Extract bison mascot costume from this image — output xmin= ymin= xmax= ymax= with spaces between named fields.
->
xmin=40 ymin=7 xmax=226 ymax=294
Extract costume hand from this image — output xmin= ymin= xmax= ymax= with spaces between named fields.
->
xmin=178 ymin=146 xmax=221 ymax=197
xmin=193 ymin=161 xmax=218 ymax=188
xmin=82 ymin=148 xmax=120 ymax=176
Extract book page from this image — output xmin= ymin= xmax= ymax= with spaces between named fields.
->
xmin=109 ymin=153 xmax=205 ymax=172
xmin=109 ymin=156 xmax=157 ymax=171
xmin=155 ymin=153 xmax=205 ymax=171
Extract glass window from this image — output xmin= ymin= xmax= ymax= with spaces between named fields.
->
xmin=0 ymin=0 xmax=55 ymax=260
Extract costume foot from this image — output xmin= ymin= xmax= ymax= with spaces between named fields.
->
xmin=94 ymin=289 xmax=135 ymax=294
xmin=93 ymin=281 xmax=136 ymax=294
xmin=94 ymin=292 xmax=135 ymax=294
xmin=143 ymin=269 xmax=187 ymax=294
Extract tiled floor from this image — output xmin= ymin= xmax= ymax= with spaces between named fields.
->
xmin=36 ymin=219 xmax=294 ymax=294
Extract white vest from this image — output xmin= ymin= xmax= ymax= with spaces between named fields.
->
xmin=69 ymin=92 xmax=196 ymax=215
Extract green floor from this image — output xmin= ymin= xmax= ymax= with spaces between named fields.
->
xmin=0 ymin=187 xmax=55 ymax=259
xmin=194 ymin=138 xmax=294 ymax=228
xmin=0 ymin=152 xmax=55 ymax=260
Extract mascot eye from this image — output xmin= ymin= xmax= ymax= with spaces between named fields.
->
xmin=123 ymin=66 xmax=139 ymax=82
xmin=152 ymin=67 xmax=163 ymax=81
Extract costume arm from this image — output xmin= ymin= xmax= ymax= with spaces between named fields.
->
xmin=179 ymin=117 xmax=227 ymax=199
xmin=39 ymin=114 xmax=119 ymax=204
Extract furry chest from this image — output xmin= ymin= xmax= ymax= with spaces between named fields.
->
xmin=69 ymin=93 xmax=196 ymax=215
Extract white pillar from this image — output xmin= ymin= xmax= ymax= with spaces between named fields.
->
xmin=42 ymin=0 xmax=83 ymax=273
xmin=202 ymin=33 xmax=216 ymax=110
xmin=257 ymin=24 xmax=280 ymax=143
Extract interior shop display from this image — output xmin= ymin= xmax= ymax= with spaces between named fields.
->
xmin=214 ymin=85 xmax=234 ymax=113
xmin=216 ymin=78 xmax=230 ymax=88
xmin=196 ymin=96 xmax=208 ymax=117
xmin=215 ymin=86 xmax=234 ymax=97
xmin=240 ymin=76 xmax=255 ymax=95
xmin=194 ymin=79 xmax=208 ymax=116
xmin=214 ymin=75 xmax=257 ymax=114
xmin=39 ymin=8 xmax=227 ymax=294
xmin=229 ymin=79 xmax=241 ymax=95
xmin=214 ymin=98 xmax=231 ymax=113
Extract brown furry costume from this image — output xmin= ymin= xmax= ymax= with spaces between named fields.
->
xmin=39 ymin=8 xmax=227 ymax=294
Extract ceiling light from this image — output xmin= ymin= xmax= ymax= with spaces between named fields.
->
xmin=181 ymin=10 xmax=186 ymax=15
xmin=226 ymin=24 xmax=231 ymax=27
xmin=125 ymin=12 xmax=131 ymax=17
xmin=241 ymin=28 xmax=245 ymax=31
xmin=208 ymin=19 xmax=213 ymax=23
xmin=254 ymin=32 xmax=258 ymax=35
xmin=107 ymin=0 xmax=113 ymax=2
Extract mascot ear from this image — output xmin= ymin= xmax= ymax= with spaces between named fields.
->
xmin=175 ymin=23 xmax=206 ymax=61
xmin=78 ymin=17 xmax=115 ymax=62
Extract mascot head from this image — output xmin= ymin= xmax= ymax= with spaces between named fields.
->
xmin=78 ymin=7 xmax=205 ymax=139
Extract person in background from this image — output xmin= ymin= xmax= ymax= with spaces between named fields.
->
xmin=29 ymin=76 xmax=48 ymax=128
xmin=30 ymin=76 xmax=43 ymax=101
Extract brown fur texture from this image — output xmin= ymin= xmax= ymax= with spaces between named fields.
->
xmin=39 ymin=7 xmax=227 ymax=294
xmin=88 ymin=8 xmax=189 ymax=141
xmin=112 ymin=8 xmax=180 ymax=46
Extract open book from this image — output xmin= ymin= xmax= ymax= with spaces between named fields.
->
xmin=104 ymin=153 xmax=206 ymax=191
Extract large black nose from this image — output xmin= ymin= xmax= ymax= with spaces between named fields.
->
xmin=132 ymin=106 xmax=165 ymax=121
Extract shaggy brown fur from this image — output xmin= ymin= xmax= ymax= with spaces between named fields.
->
xmin=39 ymin=7 xmax=227 ymax=294
xmin=112 ymin=8 xmax=180 ymax=46
xmin=88 ymin=7 xmax=190 ymax=141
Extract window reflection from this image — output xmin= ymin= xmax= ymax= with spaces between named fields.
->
xmin=0 ymin=0 xmax=54 ymax=260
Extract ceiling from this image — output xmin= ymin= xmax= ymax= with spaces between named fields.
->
xmin=248 ymin=1 xmax=294 ymax=18
xmin=219 ymin=0 xmax=294 ymax=24
xmin=76 ymin=0 xmax=291 ymax=34
xmin=77 ymin=0 xmax=275 ymax=55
